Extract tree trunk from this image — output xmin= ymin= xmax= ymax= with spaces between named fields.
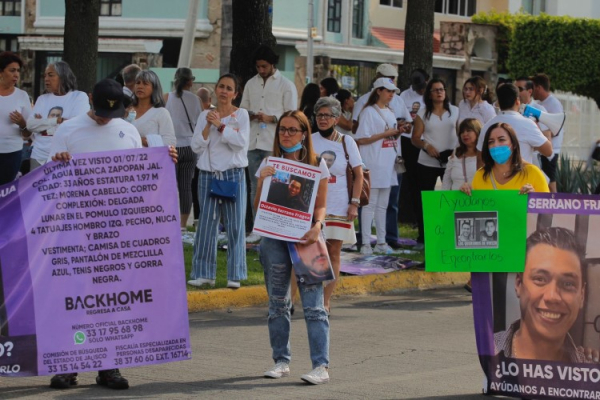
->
xmin=230 ymin=0 xmax=276 ymax=88
xmin=400 ymin=0 xmax=435 ymax=90
xmin=219 ymin=0 xmax=233 ymax=76
xmin=63 ymin=0 xmax=100 ymax=94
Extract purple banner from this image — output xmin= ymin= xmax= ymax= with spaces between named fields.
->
xmin=473 ymin=193 xmax=600 ymax=399
xmin=0 ymin=147 xmax=191 ymax=377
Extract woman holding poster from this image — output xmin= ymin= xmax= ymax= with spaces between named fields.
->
xmin=188 ymin=73 xmax=249 ymax=289
xmin=311 ymin=96 xmax=363 ymax=313
xmin=254 ymin=110 xmax=331 ymax=385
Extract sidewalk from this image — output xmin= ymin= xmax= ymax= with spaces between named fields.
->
xmin=186 ymin=269 xmax=469 ymax=312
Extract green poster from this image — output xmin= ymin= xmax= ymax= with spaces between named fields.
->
xmin=422 ymin=190 xmax=527 ymax=272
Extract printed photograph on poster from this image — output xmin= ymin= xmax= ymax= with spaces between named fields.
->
xmin=287 ymin=234 xmax=334 ymax=285
xmin=454 ymin=211 xmax=498 ymax=249
xmin=473 ymin=193 xmax=600 ymax=400
xmin=253 ymin=157 xmax=321 ymax=242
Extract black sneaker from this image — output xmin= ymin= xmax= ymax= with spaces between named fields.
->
xmin=387 ymin=241 xmax=403 ymax=250
xmin=96 ymin=369 xmax=129 ymax=390
xmin=50 ymin=373 xmax=78 ymax=389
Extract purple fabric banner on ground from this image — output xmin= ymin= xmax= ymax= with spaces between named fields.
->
xmin=0 ymin=147 xmax=191 ymax=377
xmin=473 ymin=193 xmax=600 ymax=399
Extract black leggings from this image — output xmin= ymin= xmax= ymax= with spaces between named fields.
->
xmin=415 ymin=163 xmax=445 ymax=243
xmin=175 ymin=146 xmax=196 ymax=215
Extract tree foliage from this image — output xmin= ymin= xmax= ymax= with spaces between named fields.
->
xmin=472 ymin=11 xmax=600 ymax=107
xmin=64 ymin=0 xmax=100 ymax=94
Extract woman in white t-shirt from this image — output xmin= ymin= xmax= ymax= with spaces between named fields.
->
xmin=442 ymin=118 xmax=482 ymax=190
xmin=311 ymin=96 xmax=363 ymax=313
xmin=411 ymin=79 xmax=459 ymax=249
xmin=27 ymin=61 xmax=90 ymax=169
xmin=132 ymin=70 xmax=176 ymax=148
xmin=355 ymin=78 xmax=402 ymax=256
xmin=254 ymin=110 xmax=331 ymax=384
xmin=164 ymin=68 xmax=202 ymax=230
xmin=458 ymin=76 xmax=495 ymax=125
xmin=0 ymin=51 xmax=32 ymax=185
xmin=333 ymin=89 xmax=354 ymax=136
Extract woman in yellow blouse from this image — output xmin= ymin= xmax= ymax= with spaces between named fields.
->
xmin=461 ymin=122 xmax=549 ymax=195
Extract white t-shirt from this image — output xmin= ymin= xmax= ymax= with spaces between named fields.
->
xmin=165 ymin=91 xmax=202 ymax=147
xmin=354 ymin=105 xmax=398 ymax=188
xmin=312 ymin=132 xmax=362 ymax=216
xmin=133 ymin=107 xmax=177 ymax=147
xmin=336 ymin=110 xmax=353 ymax=135
xmin=457 ymin=100 xmax=496 ymax=126
xmin=353 ymin=93 xmax=412 ymax=124
xmin=441 ymin=153 xmax=478 ymax=190
xmin=191 ymin=108 xmax=250 ymax=172
xmin=538 ymin=94 xmax=564 ymax=154
xmin=476 ymin=110 xmax=548 ymax=163
xmin=416 ymin=105 xmax=459 ymax=168
xmin=48 ymin=113 xmax=142 ymax=157
xmin=0 ymin=88 xmax=32 ymax=153
xmin=29 ymin=91 xmax=90 ymax=163
xmin=399 ymin=87 xmax=425 ymax=138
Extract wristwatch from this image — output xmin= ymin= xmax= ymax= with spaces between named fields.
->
xmin=350 ymin=197 xmax=360 ymax=206
xmin=314 ymin=220 xmax=324 ymax=230
xmin=217 ymin=124 xmax=226 ymax=133
xmin=272 ymin=115 xmax=278 ymax=124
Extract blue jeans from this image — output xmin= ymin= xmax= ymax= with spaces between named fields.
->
xmin=385 ymin=173 xmax=403 ymax=244
xmin=191 ymin=168 xmax=247 ymax=281
xmin=259 ymin=237 xmax=329 ymax=368
xmin=247 ymin=149 xmax=272 ymax=219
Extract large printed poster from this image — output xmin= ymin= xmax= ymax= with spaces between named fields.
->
xmin=474 ymin=193 xmax=600 ymax=399
xmin=0 ymin=147 xmax=191 ymax=377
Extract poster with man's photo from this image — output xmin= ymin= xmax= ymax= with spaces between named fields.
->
xmin=474 ymin=193 xmax=600 ymax=399
xmin=454 ymin=212 xmax=498 ymax=249
xmin=253 ymin=157 xmax=321 ymax=242
xmin=287 ymin=234 xmax=334 ymax=285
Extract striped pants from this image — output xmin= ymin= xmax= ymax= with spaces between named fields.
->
xmin=191 ymin=168 xmax=247 ymax=281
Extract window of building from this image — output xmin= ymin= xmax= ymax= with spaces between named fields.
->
xmin=100 ymin=0 xmax=122 ymax=17
xmin=435 ymin=0 xmax=476 ymax=17
xmin=352 ymin=0 xmax=364 ymax=38
xmin=379 ymin=0 xmax=403 ymax=7
xmin=522 ymin=0 xmax=546 ymax=15
xmin=0 ymin=0 xmax=21 ymax=16
xmin=327 ymin=0 xmax=342 ymax=33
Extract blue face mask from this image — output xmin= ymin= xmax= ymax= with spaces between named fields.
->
xmin=124 ymin=111 xmax=136 ymax=123
xmin=489 ymin=145 xmax=512 ymax=165
xmin=280 ymin=142 xmax=303 ymax=153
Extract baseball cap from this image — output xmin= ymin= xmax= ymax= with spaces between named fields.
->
xmin=372 ymin=77 xmax=400 ymax=94
xmin=376 ymin=63 xmax=398 ymax=78
xmin=410 ymin=71 xmax=428 ymax=90
xmin=92 ymin=79 xmax=125 ymax=119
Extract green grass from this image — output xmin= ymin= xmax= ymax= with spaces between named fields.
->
xmin=183 ymin=223 xmax=424 ymax=290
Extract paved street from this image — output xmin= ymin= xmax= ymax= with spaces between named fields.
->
xmin=1 ymin=288 xmax=488 ymax=399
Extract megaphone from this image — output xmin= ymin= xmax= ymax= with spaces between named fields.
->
xmin=522 ymin=104 xmax=565 ymax=137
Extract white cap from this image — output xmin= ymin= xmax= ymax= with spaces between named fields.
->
xmin=376 ymin=63 xmax=398 ymax=78
xmin=371 ymin=77 xmax=400 ymax=94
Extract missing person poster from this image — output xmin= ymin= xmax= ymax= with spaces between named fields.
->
xmin=422 ymin=190 xmax=527 ymax=272
xmin=474 ymin=193 xmax=600 ymax=399
xmin=0 ymin=147 xmax=191 ymax=377
xmin=253 ymin=157 xmax=320 ymax=242
xmin=288 ymin=234 xmax=334 ymax=285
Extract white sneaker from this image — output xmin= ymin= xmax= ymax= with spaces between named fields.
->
xmin=187 ymin=278 xmax=215 ymax=287
xmin=246 ymin=233 xmax=262 ymax=243
xmin=374 ymin=243 xmax=393 ymax=255
xmin=227 ymin=280 xmax=240 ymax=289
xmin=301 ymin=365 xmax=329 ymax=385
xmin=264 ymin=362 xmax=290 ymax=379
xmin=360 ymin=245 xmax=373 ymax=255
xmin=181 ymin=232 xmax=195 ymax=245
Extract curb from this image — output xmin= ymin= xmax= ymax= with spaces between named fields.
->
xmin=186 ymin=270 xmax=470 ymax=312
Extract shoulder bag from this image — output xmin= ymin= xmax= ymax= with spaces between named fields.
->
xmin=341 ymin=134 xmax=370 ymax=206
xmin=207 ymin=119 xmax=238 ymax=201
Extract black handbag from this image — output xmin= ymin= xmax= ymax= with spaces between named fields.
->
xmin=437 ymin=149 xmax=453 ymax=166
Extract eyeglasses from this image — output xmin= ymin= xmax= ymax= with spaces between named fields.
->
xmin=315 ymin=113 xmax=335 ymax=120
xmin=430 ymin=88 xmax=445 ymax=93
xmin=517 ymin=86 xmax=526 ymax=92
xmin=278 ymin=127 xmax=303 ymax=136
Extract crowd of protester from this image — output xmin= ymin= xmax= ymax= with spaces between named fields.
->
xmin=0 ymin=44 xmax=567 ymax=387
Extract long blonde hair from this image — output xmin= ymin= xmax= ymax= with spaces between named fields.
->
xmin=271 ymin=110 xmax=318 ymax=167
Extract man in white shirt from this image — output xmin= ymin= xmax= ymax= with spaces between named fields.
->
xmin=532 ymin=73 xmax=564 ymax=193
xmin=240 ymin=45 xmax=297 ymax=241
xmin=121 ymin=64 xmax=140 ymax=100
xmin=477 ymin=83 xmax=552 ymax=165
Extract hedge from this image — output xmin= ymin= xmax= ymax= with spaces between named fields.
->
xmin=472 ymin=11 xmax=600 ymax=107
